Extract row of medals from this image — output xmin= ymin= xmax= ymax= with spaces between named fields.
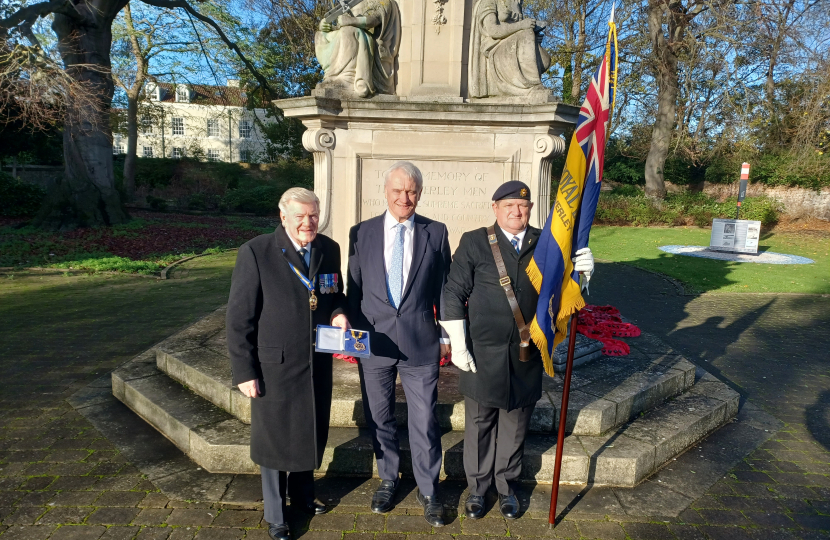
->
xmin=308 ymin=282 xmax=338 ymax=311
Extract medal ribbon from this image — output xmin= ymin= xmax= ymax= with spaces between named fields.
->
xmin=287 ymin=260 xmax=316 ymax=292
xmin=282 ymin=250 xmax=316 ymax=293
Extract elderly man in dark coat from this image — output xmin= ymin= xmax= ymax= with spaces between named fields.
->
xmin=441 ymin=181 xmax=593 ymax=521
xmin=227 ymin=187 xmax=348 ymax=540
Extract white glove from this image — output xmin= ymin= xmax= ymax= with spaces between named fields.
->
xmin=572 ymin=247 xmax=594 ymax=286
xmin=438 ymin=319 xmax=477 ymax=373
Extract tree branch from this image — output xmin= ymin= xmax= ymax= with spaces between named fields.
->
xmin=0 ymin=0 xmax=79 ymax=33
xmin=139 ymin=0 xmax=274 ymax=97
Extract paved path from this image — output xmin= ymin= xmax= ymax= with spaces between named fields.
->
xmin=0 ymin=258 xmax=829 ymax=539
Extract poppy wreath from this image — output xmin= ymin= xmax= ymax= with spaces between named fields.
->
xmin=576 ymin=305 xmax=640 ymax=357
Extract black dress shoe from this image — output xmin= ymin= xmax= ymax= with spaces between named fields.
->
xmin=416 ymin=489 xmax=445 ymax=527
xmin=296 ymin=499 xmax=327 ymax=515
xmin=371 ymin=479 xmax=398 ymax=513
xmin=268 ymin=523 xmax=290 ymax=540
xmin=465 ymin=494 xmax=486 ymax=520
xmin=498 ymin=493 xmax=520 ymax=520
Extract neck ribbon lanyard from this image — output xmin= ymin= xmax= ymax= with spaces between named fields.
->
xmin=283 ymin=248 xmax=317 ymax=311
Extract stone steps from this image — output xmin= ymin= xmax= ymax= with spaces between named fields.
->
xmin=152 ymin=307 xmax=696 ymax=437
xmin=112 ymin=351 xmax=739 ymax=487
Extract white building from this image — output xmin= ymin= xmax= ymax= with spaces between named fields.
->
xmin=113 ymin=80 xmax=275 ymax=163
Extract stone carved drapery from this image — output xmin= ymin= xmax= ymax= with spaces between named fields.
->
xmin=303 ymin=128 xmax=336 ymax=235
xmin=532 ymin=134 xmax=567 ymax=228
xmin=314 ymin=0 xmax=401 ymax=98
xmin=468 ymin=0 xmax=552 ymax=98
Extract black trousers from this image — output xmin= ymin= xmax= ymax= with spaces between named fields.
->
xmin=463 ymin=396 xmax=535 ymax=497
xmin=260 ymin=467 xmax=314 ymax=525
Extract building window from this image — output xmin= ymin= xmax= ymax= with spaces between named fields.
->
xmin=176 ymin=85 xmax=189 ymax=103
xmin=207 ymin=118 xmax=219 ymax=138
xmin=172 ymin=117 xmax=185 ymax=136
xmin=207 ymin=149 xmax=221 ymax=162
xmin=239 ymin=120 xmax=252 ymax=139
xmin=172 ymin=147 xmax=184 ymax=159
xmin=143 ymin=146 xmax=154 ymax=158
xmin=141 ymin=116 xmax=154 ymax=135
xmin=113 ymin=144 xmax=124 ymax=155
xmin=147 ymin=83 xmax=160 ymax=101
xmin=239 ymin=148 xmax=251 ymax=163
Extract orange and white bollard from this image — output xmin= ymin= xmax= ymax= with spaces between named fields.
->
xmin=736 ymin=162 xmax=750 ymax=219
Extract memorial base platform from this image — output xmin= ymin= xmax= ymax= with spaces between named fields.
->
xmin=111 ymin=307 xmax=739 ymax=488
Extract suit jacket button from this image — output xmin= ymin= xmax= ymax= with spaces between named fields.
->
xmin=396 ymin=313 xmax=401 ymax=318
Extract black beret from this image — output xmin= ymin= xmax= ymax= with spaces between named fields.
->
xmin=492 ymin=180 xmax=531 ymax=201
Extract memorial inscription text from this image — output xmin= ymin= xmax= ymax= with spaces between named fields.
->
xmin=360 ymin=159 xmax=507 ymax=249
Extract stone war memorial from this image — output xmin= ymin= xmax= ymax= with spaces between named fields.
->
xmin=104 ymin=0 xmax=750 ymax=511
xmin=277 ymin=0 xmax=576 ymax=253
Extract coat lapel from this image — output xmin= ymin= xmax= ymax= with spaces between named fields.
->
xmin=494 ymin=223 xmax=520 ymax=262
xmin=401 ymin=215 xmax=428 ymax=304
xmin=519 ymin=227 xmax=541 ymax=260
xmin=276 ymin=225 xmax=310 ymax=276
xmin=308 ymin=237 xmax=324 ymax=279
xmin=368 ymin=215 xmax=387 ymax=289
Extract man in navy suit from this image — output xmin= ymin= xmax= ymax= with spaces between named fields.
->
xmin=347 ymin=161 xmax=452 ymax=526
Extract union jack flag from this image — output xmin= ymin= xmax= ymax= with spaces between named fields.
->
xmin=577 ymin=46 xmax=615 ymax=187
xmin=526 ymin=19 xmax=618 ymax=375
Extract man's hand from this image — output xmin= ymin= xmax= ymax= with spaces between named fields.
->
xmin=238 ymin=379 xmax=261 ymax=398
xmin=440 ymin=343 xmax=451 ymax=358
xmin=331 ymin=314 xmax=350 ymax=330
xmin=572 ymin=247 xmax=594 ymax=280
xmin=438 ymin=320 xmax=477 ymax=373
xmin=573 ymin=247 xmax=594 ymax=292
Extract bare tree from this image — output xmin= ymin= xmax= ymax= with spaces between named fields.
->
xmin=527 ymin=0 xmax=610 ymax=103
xmin=111 ymin=2 xmax=203 ymax=197
xmin=0 ymin=0 xmax=270 ymax=229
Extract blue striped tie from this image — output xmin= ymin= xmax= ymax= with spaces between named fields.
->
xmin=511 ymin=236 xmax=520 ymax=254
xmin=387 ymin=224 xmax=405 ymax=308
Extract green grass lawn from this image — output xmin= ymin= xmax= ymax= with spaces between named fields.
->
xmin=589 ymin=226 xmax=830 ymax=294
xmin=0 ymin=252 xmax=238 ymax=367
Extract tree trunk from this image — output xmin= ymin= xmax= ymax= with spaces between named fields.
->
xmin=121 ymin=2 xmax=144 ymax=200
xmin=123 ymin=93 xmax=139 ymax=197
xmin=34 ymin=7 xmax=130 ymax=229
xmin=644 ymin=0 xmax=681 ymax=199
xmin=562 ymin=61 xmax=573 ymax=103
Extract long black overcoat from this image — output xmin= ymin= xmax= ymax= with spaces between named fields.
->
xmin=443 ymin=223 xmax=543 ymax=411
xmin=226 ymin=225 xmax=345 ymax=471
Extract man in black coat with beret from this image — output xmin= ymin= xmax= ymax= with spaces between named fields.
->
xmin=227 ymin=187 xmax=349 ymax=540
xmin=441 ymin=181 xmax=593 ymax=520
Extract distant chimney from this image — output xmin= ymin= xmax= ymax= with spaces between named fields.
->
xmin=227 ymin=79 xmax=240 ymax=88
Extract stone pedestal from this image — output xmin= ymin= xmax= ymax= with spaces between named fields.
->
xmin=277 ymin=96 xmax=579 ymax=254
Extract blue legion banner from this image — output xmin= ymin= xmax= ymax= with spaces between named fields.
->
xmin=526 ymin=20 xmax=619 ymax=376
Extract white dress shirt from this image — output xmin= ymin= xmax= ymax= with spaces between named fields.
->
xmin=286 ymin=233 xmax=310 ymax=268
xmin=383 ymin=211 xmax=448 ymax=345
xmin=501 ymin=227 xmax=528 ymax=251
xmin=383 ymin=211 xmax=415 ymax=288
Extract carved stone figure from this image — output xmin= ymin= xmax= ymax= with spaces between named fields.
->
xmin=315 ymin=0 xmax=401 ymax=98
xmin=468 ymin=0 xmax=552 ymax=99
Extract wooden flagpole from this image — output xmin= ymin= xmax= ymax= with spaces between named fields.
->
xmin=548 ymin=312 xmax=580 ymax=528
